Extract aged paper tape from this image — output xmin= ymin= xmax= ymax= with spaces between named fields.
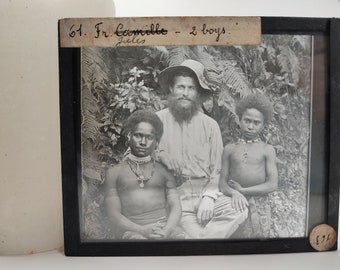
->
xmin=59 ymin=17 xmax=261 ymax=47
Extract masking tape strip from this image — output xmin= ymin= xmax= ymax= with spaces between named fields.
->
xmin=59 ymin=16 xmax=261 ymax=48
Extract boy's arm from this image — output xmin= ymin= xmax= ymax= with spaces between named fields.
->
xmin=219 ymin=145 xmax=248 ymax=212
xmin=105 ymin=167 xmax=155 ymax=238
xmin=229 ymin=145 xmax=278 ymax=196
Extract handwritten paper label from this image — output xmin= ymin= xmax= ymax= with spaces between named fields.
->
xmin=59 ymin=17 xmax=261 ymax=47
xmin=309 ymin=224 xmax=337 ymax=251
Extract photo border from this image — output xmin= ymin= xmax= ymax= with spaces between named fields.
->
xmin=59 ymin=17 xmax=340 ymax=256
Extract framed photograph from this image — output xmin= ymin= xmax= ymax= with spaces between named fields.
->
xmin=59 ymin=16 xmax=340 ymax=256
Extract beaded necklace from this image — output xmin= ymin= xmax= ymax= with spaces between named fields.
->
xmin=125 ymin=154 xmax=155 ymax=188
xmin=237 ymin=138 xmax=261 ymax=144
xmin=125 ymin=153 xmax=152 ymax=164
xmin=236 ymin=138 xmax=261 ymax=163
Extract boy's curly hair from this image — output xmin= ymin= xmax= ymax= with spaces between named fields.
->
xmin=235 ymin=94 xmax=274 ymax=124
xmin=124 ymin=109 xmax=164 ymax=142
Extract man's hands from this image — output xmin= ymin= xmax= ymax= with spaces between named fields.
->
xmin=157 ymin=151 xmax=184 ymax=176
xmin=197 ymin=196 xmax=215 ymax=225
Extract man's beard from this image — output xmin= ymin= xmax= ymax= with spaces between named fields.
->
xmin=168 ymin=95 xmax=200 ymax=123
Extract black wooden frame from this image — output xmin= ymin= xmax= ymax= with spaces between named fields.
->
xmin=59 ymin=17 xmax=340 ymax=256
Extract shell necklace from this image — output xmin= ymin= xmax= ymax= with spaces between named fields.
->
xmin=237 ymin=138 xmax=261 ymax=163
xmin=126 ymin=154 xmax=155 ymax=188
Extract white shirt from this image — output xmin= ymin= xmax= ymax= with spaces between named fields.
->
xmin=156 ymin=108 xmax=223 ymax=198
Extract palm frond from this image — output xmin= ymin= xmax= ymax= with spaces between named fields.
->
xmin=218 ymin=61 xmax=252 ymax=97
xmin=81 ymin=83 xmax=101 ymax=144
xmin=194 ymin=46 xmax=222 ymax=88
xmin=166 ymin=46 xmax=193 ymax=66
xmin=277 ymin=46 xmax=300 ymax=85
xmin=82 ymin=48 xmax=109 ymax=84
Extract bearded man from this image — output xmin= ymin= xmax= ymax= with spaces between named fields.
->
xmin=156 ymin=59 xmax=248 ymax=239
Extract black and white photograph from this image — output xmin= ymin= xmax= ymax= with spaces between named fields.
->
xmin=80 ymin=35 xmax=313 ymax=241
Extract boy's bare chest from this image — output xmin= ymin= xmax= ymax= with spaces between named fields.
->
xmin=117 ymin=165 xmax=165 ymax=190
xmin=231 ymin=143 xmax=265 ymax=164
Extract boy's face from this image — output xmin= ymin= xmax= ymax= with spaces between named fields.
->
xmin=129 ymin=122 xmax=157 ymax=157
xmin=240 ymin=108 xmax=265 ymax=140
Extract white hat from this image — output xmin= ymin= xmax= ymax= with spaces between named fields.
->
xmin=158 ymin=59 xmax=212 ymax=98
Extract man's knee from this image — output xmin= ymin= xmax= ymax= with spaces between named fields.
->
xmin=238 ymin=208 xmax=249 ymax=223
xmin=180 ymin=214 xmax=203 ymax=239
xmin=214 ymin=196 xmax=249 ymax=222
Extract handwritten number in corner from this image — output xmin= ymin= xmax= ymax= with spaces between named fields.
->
xmin=69 ymin=24 xmax=83 ymax=38
xmin=315 ymin=233 xmax=331 ymax=246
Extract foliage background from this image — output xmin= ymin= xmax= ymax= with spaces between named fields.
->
xmin=80 ymin=35 xmax=312 ymax=240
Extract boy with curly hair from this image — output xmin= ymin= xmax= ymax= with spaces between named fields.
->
xmin=105 ymin=109 xmax=185 ymax=239
xmin=219 ymin=94 xmax=278 ymax=238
